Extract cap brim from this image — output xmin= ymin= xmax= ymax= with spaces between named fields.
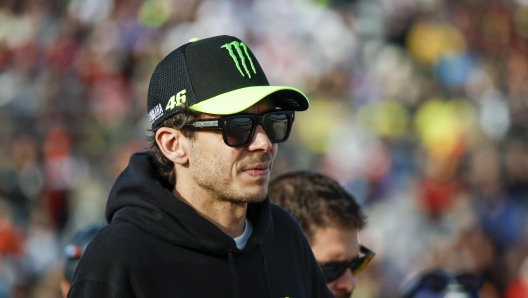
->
xmin=189 ymin=86 xmax=309 ymax=115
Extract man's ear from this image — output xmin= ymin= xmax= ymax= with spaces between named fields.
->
xmin=155 ymin=127 xmax=189 ymax=166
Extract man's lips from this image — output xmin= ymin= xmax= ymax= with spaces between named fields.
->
xmin=244 ymin=164 xmax=270 ymax=176
xmin=240 ymin=153 xmax=273 ymax=176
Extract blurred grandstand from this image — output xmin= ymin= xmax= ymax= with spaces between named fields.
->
xmin=0 ymin=0 xmax=527 ymax=297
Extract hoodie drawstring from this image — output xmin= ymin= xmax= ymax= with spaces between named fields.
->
xmin=258 ymin=245 xmax=272 ymax=298
xmin=228 ymin=251 xmax=240 ymax=298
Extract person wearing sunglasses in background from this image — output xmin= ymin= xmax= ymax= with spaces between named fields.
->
xmin=401 ymin=269 xmax=483 ymax=298
xmin=67 ymin=35 xmax=333 ymax=298
xmin=269 ymin=171 xmax=375 ymax=298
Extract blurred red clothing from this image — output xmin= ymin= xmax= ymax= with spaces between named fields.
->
xmin=0 ymin=221 xmax=24 ymax=258
xmin=419 ymin=177 xmax=459 ymax=218
xmin=505 ymin=279 xmax=528 ymax=298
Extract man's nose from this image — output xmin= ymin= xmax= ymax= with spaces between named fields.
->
xmin=334 ymin=269 xmax=357 ymax=293
xmin=246 ymin=124 xmax=273 ymax=151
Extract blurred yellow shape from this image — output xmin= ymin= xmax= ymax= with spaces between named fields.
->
xmin=514 ymin=7 xmax=528 ymax=39
xmin=356 ymin=100 xmax=410 ymax=138
xmin=295 ymin=98 xmax=349 ymax=154
xmin=138 ymin=0 xmax=171 ymax=28
xmin=406 ymin=21 xmax=466 ymax=66
xmin=414 ymin=98 xmax=476 ymax=159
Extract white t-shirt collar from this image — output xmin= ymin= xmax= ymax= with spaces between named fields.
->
xmin=233 ymin=218 xmax=253 ymax=250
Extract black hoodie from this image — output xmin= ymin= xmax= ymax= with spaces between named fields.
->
xmin=68 ymin=152 xmax=333 ymax=298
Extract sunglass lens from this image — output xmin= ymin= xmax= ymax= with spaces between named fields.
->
xmin=421 ymin=273 xmax=448 ymax=292
xmin=224 ymin=117 xmax=254 ymax=146
xmin=321 ymin=263 xmax=348 ymax=283
xmin=456 ymin=274 xmax=482 ymax=292
xmin=264 ymin=113 xmax=290 ymax=142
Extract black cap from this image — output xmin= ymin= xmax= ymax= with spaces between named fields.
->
xmin=147 ymin=35 xmax=310 ymax=128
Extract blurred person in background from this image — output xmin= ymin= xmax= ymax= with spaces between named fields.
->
xmin=60 ymin=224 xmax=104 ymax=298
xmin=269 ymin=170 xmax=374 ymax=298
xmin=68 ymin=35 xmax=332 ymax=298
xmin=401 ymin=269 xmax=483 ymax=298
xmin=0 ymin=0 xmax=528 ymax=297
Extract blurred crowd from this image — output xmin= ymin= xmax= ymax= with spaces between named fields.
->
xmin=0 ymin=0 xmax=527 ymax=297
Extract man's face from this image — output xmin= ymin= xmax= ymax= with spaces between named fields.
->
xmin=187 ymin=97 xmax=278 ymax=203
xmin=311 ymin=227 xmax=360 ymax=298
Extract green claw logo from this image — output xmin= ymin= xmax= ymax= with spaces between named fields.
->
xmin=221 ymin=41 xmax=256 ymax=78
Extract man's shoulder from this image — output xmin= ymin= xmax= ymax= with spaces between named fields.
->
xmin=68 ymin=222 xmax=147 ymax=298
xmin=72 ymin=222 xmax=151 ymax=280
xmin=84 ymin=221 xmax=150 ymax=257
xmin=92 ymin=220 xmax=143 ymax=240
xmin=269 ymin=203 xmax=306 ymax=241
xmin=270 ymin=203 xmax=298 ymax=226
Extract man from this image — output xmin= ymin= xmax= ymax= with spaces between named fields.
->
xmin=67 ymin=35 xmax=332 ymax=298
xmin=269 ymin=171 xmax=374 ymax=298
xmin=60 ymin=224 xmax=104 ymax=298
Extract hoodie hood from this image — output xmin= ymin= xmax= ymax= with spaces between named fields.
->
xmin=105 ymin=151 xmax=274 ymax=255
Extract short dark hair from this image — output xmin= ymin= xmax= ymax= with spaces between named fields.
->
xmin=268 ymin=170 xmax=367 ymax=243
xmin=147 ymin=103 xmax=200 ymax=184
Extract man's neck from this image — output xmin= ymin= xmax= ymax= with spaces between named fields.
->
xmin=172 ymin=186 xmax=247 ymax=238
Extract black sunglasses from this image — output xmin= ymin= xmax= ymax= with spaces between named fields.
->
xmin=318 ymin=245 xmax=375 ymax=283
xmin=402 ymin=270 xmax=483 ymax=298
xmin=182 ymin=110 xmax=295 ymax=147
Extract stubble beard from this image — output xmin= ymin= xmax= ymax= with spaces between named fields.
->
xmin=191 ymin=145 xmax=273 ymax=204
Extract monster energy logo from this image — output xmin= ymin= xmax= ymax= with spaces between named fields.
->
xmin=221 ymin=41 xmax=256 ymax=79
